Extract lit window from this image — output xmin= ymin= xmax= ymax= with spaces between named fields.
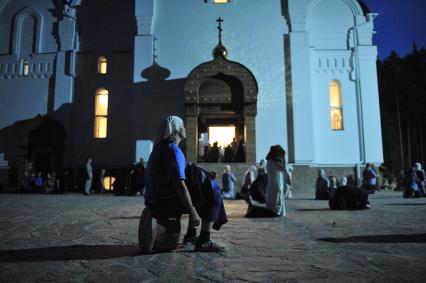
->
xmin=329 ymin=80 xmax=344 ymax=130
xmin=213 ymin=0 xmax=230 ymax=3
xmin=22 ymin=60 xmax=29 ymax=76
xmin=104 ymin=176 xmax=115 ymax=191
xmin=94 ymin=88 xmax=109 ymax=138
xmin=98 ymin=56 xmax=107 ymax=74
xmin=208 ymin=126 xmax=235 ymax=147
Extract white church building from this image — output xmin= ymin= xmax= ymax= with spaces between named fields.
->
xmin=0 ymin=0 xmax=383 ymax=190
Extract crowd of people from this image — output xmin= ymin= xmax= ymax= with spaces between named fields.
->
xmin=15 ymin=114 xmax=426 ymax=254
xmin=202 ymin=136 xmax=246 ymax=163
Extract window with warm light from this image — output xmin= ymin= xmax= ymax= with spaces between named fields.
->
xmin=98 ymin=56 xmax=107 ymax=74
xmin=208 ymin=126 xmax=235 ymax=147
xmin=22 ymin=60 xmax=29 ymax=76
xmin=94 ymin=88 xmax=109 ymax=138
xmin=103 ymin=176 xmax=115 ymax=191
xmin=329 ymin=80 xmax=344 ymax=130
xmin=213 ymin=0 xmax=230 ymax=3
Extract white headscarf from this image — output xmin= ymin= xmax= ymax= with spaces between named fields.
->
xmin=154 ymin=116 xmax=184 ymax=146
xmin=339 ymin=176 xmax=348 ymax=187
xmin=415 ymin=163 xmax=422 ymax=171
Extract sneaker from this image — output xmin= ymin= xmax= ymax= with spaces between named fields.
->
xmin=183 ymin=233 xmax=198 ymax=244
xmin=195 ymin=240 xmax=226 ymax=252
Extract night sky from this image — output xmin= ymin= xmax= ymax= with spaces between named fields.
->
xmin=363 ymin=0 xmax=426 ymax=60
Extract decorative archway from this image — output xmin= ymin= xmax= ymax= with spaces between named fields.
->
xmin=184 ymin=55 xmax=258 ymax=162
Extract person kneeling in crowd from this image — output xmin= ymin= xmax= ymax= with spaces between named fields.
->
xmin=142 ymin=116 xmax=226 ymax=253
xmin=244 ymin=145 xmax=290 ymax=218
xmin=329 ymin=177 xmax=370 ymax=210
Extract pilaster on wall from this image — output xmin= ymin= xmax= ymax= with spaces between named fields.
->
xmin=134 ymin=0 xmax=154 ymax=83
xmin=357 ymin=45 xmax=383 ymax=164
xmin=185 ymin=116 xmax=198 ymax=163
xmin=288 ymin=31 xmax=315 ymax=165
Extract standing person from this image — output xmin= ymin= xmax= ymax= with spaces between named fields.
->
xmin=403 ymin=167 xmax=420 ymax=198
xmin=414 ymin=163 xmax=426 ymax=196
xmin=35 ymin=172 xmax=43 ymax=193
xmin=84 ymin=158 xmax=93 ymax=195
xmin=211 ymin=142 xmax=220 ymax=163
xmin=134 ymin=158 xmax=146 ymax=195
xmin=285 ymin=165 xmax=293 ymax=199
xmin=362 ymin=163 xmax=377 ymax=194
xmin=143 ymin=115 xmax=226 ymax=252
xmin=99 ymin=169 xmax=106 ymax=193
xmin=245 ymin=145 xmax=290 ymax=217
xmin=221 ymin=165 xmax=237 ymax=199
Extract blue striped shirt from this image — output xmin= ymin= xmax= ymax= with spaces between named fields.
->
xmin=145 ymin=140 xmax=186 ymax=201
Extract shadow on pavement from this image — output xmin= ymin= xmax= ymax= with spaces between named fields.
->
xmin=110 ymin=216 xmax=140 ymax=219
xmin=296 ymin=208 xmax=330 ymax=212
xmin=0 ymin=244 xmax=140 ymax=262
xmin=318 ymin=233 xmax=426 ymax=243
xmin=384 ymin=203 xmax=426 ymax=206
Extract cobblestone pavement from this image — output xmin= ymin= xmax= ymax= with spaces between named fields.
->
xmin=0 ymin=192 xmax=425 ymax=283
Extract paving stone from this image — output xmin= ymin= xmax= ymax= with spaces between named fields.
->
xmin=0 ymin=192 xmax=425 ymax=282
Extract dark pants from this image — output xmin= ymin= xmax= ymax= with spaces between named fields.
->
xmin=146 ymin=193 xmax=227 ymax=231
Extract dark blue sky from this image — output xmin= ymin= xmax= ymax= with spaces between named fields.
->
xmin=363 ymin=0 xmax=426 ymax=60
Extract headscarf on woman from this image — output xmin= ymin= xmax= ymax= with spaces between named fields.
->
xmin=266 ymin=145 xmax=285 ymax=168
xmin=154 ymin=115 xmax=184 ymax=147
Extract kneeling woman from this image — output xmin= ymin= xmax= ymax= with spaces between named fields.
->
xmin=245 ymin=145 xmax=290 ymax=218
xmin=144 ymin=116 xmax=226 ymax=252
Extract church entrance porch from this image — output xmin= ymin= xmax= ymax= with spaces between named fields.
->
xmin=184 ymin=56 xmax=258 ymax=163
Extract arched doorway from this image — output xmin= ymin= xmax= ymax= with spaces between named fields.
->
xmin=16 ymin=115 xmax=66 ymax=186
xmin=184 ymin=55 xmax=258 ymax=163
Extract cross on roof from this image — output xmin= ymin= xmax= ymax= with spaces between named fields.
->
xmin=216 ymin=17 xmax=223 ymax=43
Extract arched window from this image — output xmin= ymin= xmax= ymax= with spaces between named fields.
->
xmin=329 ymin=80 xmax=344 ymax=130
xmin=22 ymin=60 xmax=30 ymax=76
xmin=98 ymin=56 xmax=107 ymax=74
xmin=94 ymin=88 xmax=109 ymax=138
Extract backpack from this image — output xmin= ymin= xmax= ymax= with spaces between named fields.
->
xmin=185 ymin=164 xmax=215 ymax=207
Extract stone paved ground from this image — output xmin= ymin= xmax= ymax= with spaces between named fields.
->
xmin=0 ymin=192 xmax=425 ymax=283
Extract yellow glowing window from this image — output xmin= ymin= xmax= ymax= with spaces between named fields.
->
xmin=94 ymin=88 xmax=109 ymax=138
xmin=22 ymin=60 xmax=29 ymax=76
xmin=208 ymin=126 xmax=235 ymax=147
xmin=98 ymin=56 xmax=107 ymax=74
xmin=104 ymin=176 xmax=115 ymax=191
xmin=329 ymin=80 xmax=344 ymax=130
xmin=213 ymin=0 xmax=230 ymax=3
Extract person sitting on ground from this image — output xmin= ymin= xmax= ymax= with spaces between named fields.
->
xmin=221 ymin=165 xmax=237 ymax=199
xmin=257 ymin=159 xmax=266 ymax=175
xmin=244 ymin=145 xmax=290 ymax=218
xmin=236 ymin=165 xmax=256 ymax=199
xmin=414 ymin=163 xmax=426 ymax=196
xmin=329 ymin=176 xmax=370 ymax=210
xmin=143 ymin=115 xmax=226 ymax=252
xmin=315 ymin=169 xmax=331 ymax=200
xmin=403 ymin=167 xmax=420 ymax=198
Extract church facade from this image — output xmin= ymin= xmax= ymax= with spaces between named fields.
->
xmin=0 ymin=0 xmax=383 ymax=188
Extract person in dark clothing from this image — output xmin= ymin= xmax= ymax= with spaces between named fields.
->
xmin=329 ymin=177 xmax=370 ymax=210
xmin=142 ymin=116 xmax=226 ymax=253
xmin=211 ymin=142 xmax=220 ymax=163
xmin=133 ymin=159 xmax=146 ymax=195
xmin=403 ymin=167 xmax=420 ymax=198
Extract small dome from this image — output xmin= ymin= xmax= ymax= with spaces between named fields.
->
xmin=212 ymin=43 xmax=228 ymax=59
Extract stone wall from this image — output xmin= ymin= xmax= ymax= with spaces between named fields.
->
xmin=198 ymin=163 xmax=359 ymax=194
